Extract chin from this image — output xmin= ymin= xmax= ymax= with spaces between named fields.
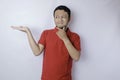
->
xmin=57 ymin=25 xmax=66 ymax=28
xmin=57 ymin=26 xmax=63 ymax=28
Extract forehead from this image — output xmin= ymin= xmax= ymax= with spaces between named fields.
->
xmin=55 ymin=10 xmax=68 ymax=16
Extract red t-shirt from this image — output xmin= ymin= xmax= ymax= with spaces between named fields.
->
xmin=38 ymin=27 xmax=81 ymax=80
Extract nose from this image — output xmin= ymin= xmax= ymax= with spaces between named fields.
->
xmin=58 ymin=17 xmax=63 ymax=22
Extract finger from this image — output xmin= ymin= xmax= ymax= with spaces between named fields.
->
xmin=56 ymin=27 xmax=60 ymax=30
xmin=11 ymin=26 xmax=18 ymax=29
xmin=57 ymin=27 xmax=64 ymax=31
xmin=11 ymin=26 xmax=15 ymax=28
xmin=63 ymin=27 xmax=66 ymax=31
xmin=11 ymin=26 xmax=23 ymax=30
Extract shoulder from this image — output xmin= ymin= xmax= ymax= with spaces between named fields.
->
xmin=68 ymin=29 xmax=80 ymax=39
xmin=71 ymin=31 xmax=79 ymax=37
xmin=41 ymin=28 xmax=54 ymax=36
xmin=71 ymin=32 xmax=80 ymax=41
xmin=42 ymin=28 xmax=54 ymax=33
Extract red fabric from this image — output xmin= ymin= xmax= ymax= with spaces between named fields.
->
xmin=38 ymin=27 xmax=81 ymax=80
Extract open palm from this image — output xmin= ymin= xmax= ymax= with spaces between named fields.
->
xmin=11 ymin=26 xmax=29 ymax=32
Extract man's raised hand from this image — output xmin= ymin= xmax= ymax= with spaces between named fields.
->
xmin=11 ymin=26 xmax=29 ymax=33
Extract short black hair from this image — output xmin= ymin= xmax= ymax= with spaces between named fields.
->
xmin=53 ymin=5 xmax=71 ymax=20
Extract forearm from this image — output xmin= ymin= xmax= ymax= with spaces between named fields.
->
xmin=26 ymin=29 xmax=41 ymax=56
xmin=63 ymin=38 xmax=80 ymax=61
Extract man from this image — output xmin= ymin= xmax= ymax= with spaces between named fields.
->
xmin=12 ymin=5 xmax=81 ymax=80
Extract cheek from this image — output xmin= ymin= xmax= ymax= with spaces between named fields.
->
xmin=63 ymin=19 xmax=69 ymax=24
xmin=54 ymin=18 xmax=69 ymax=24
xmin=55 ymin=20 xmax=59 ymax=24
xmin=54 ymin=19 xmax=58 ymax=23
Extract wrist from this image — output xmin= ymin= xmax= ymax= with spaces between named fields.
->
xmin=63 ymin=37 xmax=70 ymax=43
xmin=26 ymin=29 xmax=31 ymax=36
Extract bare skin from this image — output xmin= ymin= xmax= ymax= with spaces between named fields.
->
xmin=11 ymin=26 xmax=44 ymax=56
xmin=11 ymin=10 xmax=80 ymax=61
xmin=54 ymin=10 xmax=80 ymax=61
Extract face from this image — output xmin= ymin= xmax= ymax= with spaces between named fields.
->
xmin=54 ymin=10 xmax=70 ymax=29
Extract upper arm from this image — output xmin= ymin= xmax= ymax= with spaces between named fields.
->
xmin=37 ymin=30 xmax=46 ymax=55
xmin=72 ymin=34 xmax=81 ymax=51
xmin=38 ymin=43 xmax=44 ymax=54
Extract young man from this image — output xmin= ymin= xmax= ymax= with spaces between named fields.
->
xmin=12 ymin=5 xmax=81 ymax=80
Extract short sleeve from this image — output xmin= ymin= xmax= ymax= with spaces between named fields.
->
xmin=38 ymin=31 xmax=46 ymax=47
xmin=72 ymin=34 xmax=81 ymax=51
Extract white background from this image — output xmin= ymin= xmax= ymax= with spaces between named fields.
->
xmin=0 ymin=0 xmax=120 ymax=80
